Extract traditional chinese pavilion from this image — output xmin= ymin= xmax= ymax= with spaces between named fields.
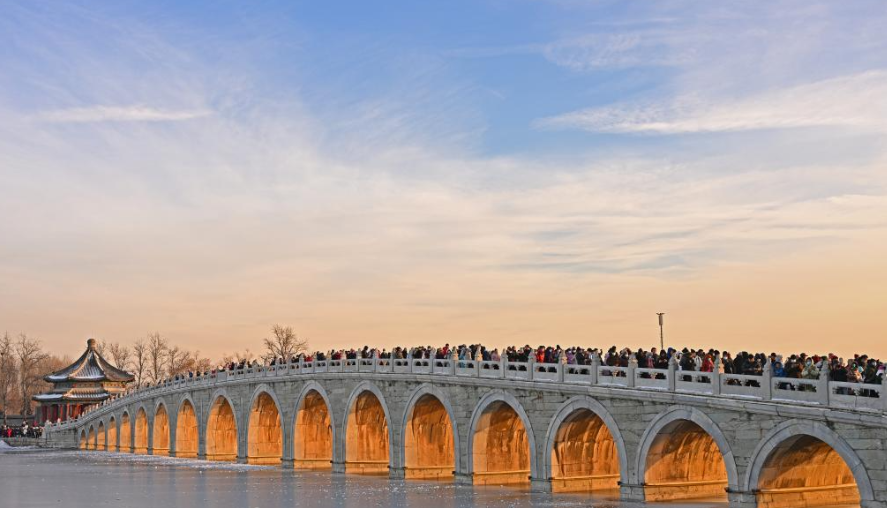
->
xmin=33 ymin=338 xmax=134 ymax=423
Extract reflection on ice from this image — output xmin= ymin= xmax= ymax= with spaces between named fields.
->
xmin=0 ymin=448 xmax=727 ymax=508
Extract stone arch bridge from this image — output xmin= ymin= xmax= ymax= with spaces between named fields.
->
xmin=45 ymin=356 xmax=887 ymax=508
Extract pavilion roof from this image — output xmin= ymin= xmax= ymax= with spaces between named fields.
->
xmin=43 ymin=339 xmax=135 ymax=384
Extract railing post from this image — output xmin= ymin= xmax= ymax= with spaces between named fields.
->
xmin=557 ymin=351 xmax=566 ymax=383
xmin=667 ymin=355 xmax=677 ymax=392
xmin=528 ymin=356 xmax=536 ymax=380
xmin=627 ymin=356 xmax=637 ymax=387
xmin=499 ymin=355 xmax=506 ymax=378
xmin=449 ymin=349 xmax=457 ymax=375
xmin=818 ymin=361 xmax=830 ymax=406
xmin=590 ymin=352 xmax=600 ymax=385
xmin=407 ymin=351 xmax=413 ymax=373
xmin=761 ymin=359 xmax=773 ymax=400
xmin=711 ymin=357 xmax=721 ymax=395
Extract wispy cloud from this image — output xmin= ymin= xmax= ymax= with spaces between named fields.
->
xmin=536 ymin=71 xmax=887 ymax=134
xmin=35 ymin=105 xmax=213 ymax=123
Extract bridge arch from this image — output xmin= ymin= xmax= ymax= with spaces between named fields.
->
xmin=107 ymin=416 xmax=118 ymax=452
xmin=344 ymin=381 xmax=393 ymax=474
xmin=119 ymin=411 xmax=132 ymax=452
xmin=87 ymin=425 xmax=96 ymax=450
xmin=79 ymin=429 xmax=87 ymax=450
xmin=205 ymin=389 xmax=239 ymax=462
xmin=134 ymin=406 xmax=149 ymax=454
xmin=635 ymin=406 xmax=738 ymax=501
xmin=468 ymin=390 xmax=536 ymax=486
xmin=174 ymin=396 xmax=199 ymax=458
xmin=292 ymin=381 xmax=334 ymax=470
xmin=400 ymin=383 xmax=459 ymax=480
xmin=246 ymin=384 xmax=284 ymax=465
xmin=543 ymin=396 xmax=627 ymax=492
xmin=97 ymin=421 xmax=106 ymax=451
xmin=152 ymin=400 xmax=170 ymax=456
xmin=745 ymin=420 xmax=873 ymax=508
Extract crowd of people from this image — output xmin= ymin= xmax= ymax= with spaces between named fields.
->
xmin=1 ymin=422 xmax=42 ymax=439
xmin=143 ymin=344 xmax=885 ymax=397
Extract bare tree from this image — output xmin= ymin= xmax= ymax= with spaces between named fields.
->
xmin=220 ymin=348 xmax=255 ymax=366
xmin=107 ymin=342 xmax=131 ymax=370
xmin=15 ymin=333 xmax=48 ymax=416
xmin=129 ymin=339 xmax=148 ymax=388
xmin=0 ymin=332 xmax=16 ymax=423
xmin=193 ymin=353 xmax=213 ymax=374
xmin=166 ymin=346 xmax=195 ymax=377
xmin=262 ymin=325 xmax=308 ymax=363
xmin=146 ymin=332 xmax=168 ymax=384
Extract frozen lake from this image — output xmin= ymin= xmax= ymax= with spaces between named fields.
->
xmin=0 ymin=447 xmax=726 ymax=508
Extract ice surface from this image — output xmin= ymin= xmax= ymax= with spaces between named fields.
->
xmin=0 ymin=448 xmax=727 ymax=508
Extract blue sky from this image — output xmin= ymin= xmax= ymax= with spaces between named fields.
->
xmin=1 ymin=1 xmax=887 ymax=357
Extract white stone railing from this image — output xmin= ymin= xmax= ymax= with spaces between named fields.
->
xmin=53 ymin=354 xmax=887 ymax=431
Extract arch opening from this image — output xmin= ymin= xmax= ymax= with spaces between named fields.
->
xmin=152 ymin=405 xmax=170 ymax=456
xmin=404 ymin=394 xmax=454 ymax=480
xmin=108 ymin=417 xmax=117 ymax=452
xmin=79 ymin=430 xmax=87 ymax=450
xmin=550 ymin=408 xmax=619 ymax=493
xmin=134 ymin=408 xmax=149 ymax=454
xmin=247 ymin=392 xmax=282 ymax=465
xmin=175 ymin=400 xmax=198 ymax=459
xmin=643 ymin=419 xmax=728 ymax=501
xmin=345 ymin=390 xmax=389 ymax=475
xmin=206 ymin=396 xmax=237 ymax=462
xmin=472 ymin=400 xmax=530 ymax=486
xmin=293 ymin=390 xmax=332 ymax=469
xmin=87 ymin=426 xmax=96 ymax=450
xmin=119 ymin=413 xmax=132 ymax=452
xmin=756 ymin=435 xmax=861 ymax=508
xmin=97 ymin=422 xmax=106 ymax=451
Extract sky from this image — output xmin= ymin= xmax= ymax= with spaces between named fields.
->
xmin=1 ymin=0 xmax=886 ymax=360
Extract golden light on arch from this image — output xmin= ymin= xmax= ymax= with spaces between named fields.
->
xmin=403 ymin=394 xmax=455 ymax=480
xmin=643 ymin=419 xmax=728 ymax=501
xmin=756 ymin=435 xmax=861 ymax=508
xmin=206 ymin=396 xmax=237 ymax=462
xmin=247 ymin=391 xmax=282 ymax=465
xmin=107 ymin=417 xmax=117 ymax=452
xmin=472 ymin=400 xmax=530 ymax=486
xmin=175 ymin=400 xmax=198 ymax=459
xmin=152 ymin=404 xmax=170 ymax=456
xmin=119 ymin=412 xmax=132 ymax=453
xmin=345 ymin=390 xmax=389 ymax=475
xmin=550 ymin=408 xmax=620 ymax=492
xmin=293 ymin=390 xmax=332 ymax=470
xmin=134 ymin=408 xmax=148 ymax=455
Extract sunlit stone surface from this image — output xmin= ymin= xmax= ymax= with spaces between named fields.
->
xmin=247 ymin=392 xmax=282 ymax=465
xmin=175 ymin=400 xmax=199 ymax=459
xmin=119 ymin=412 xmax=131 ymax=453
xmin=134 ymin=408 xmax=149 ymax=454
xmin=757 ymin=436 xmax=860 ymax=508
xmin=644 ymin=420 xmax=728 ymax=501
xmin=107 ymin=416 xmax=118 ymax=452
xmin=96 ymin=422 xmax=106 ymax=451
xmin=206 ymin=397 xmax=237 ymax=462
xmin=550 ymin=408 xmax=619 ymax=493
xmin=404 ymin=394 xmax=455 ymax=480
xmin=152 ymin=404 xmax=170 ymax=456
xmin=472 ymin=400 xmax=530 ymax=486
xmin=294 ymin=390 xmax=332 ymax=469
xmin=346 ymin=391 xmax=389 ymax=474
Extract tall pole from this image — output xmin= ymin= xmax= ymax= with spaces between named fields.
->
xmin=657 ymin=313 xmax=665 ymax=351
